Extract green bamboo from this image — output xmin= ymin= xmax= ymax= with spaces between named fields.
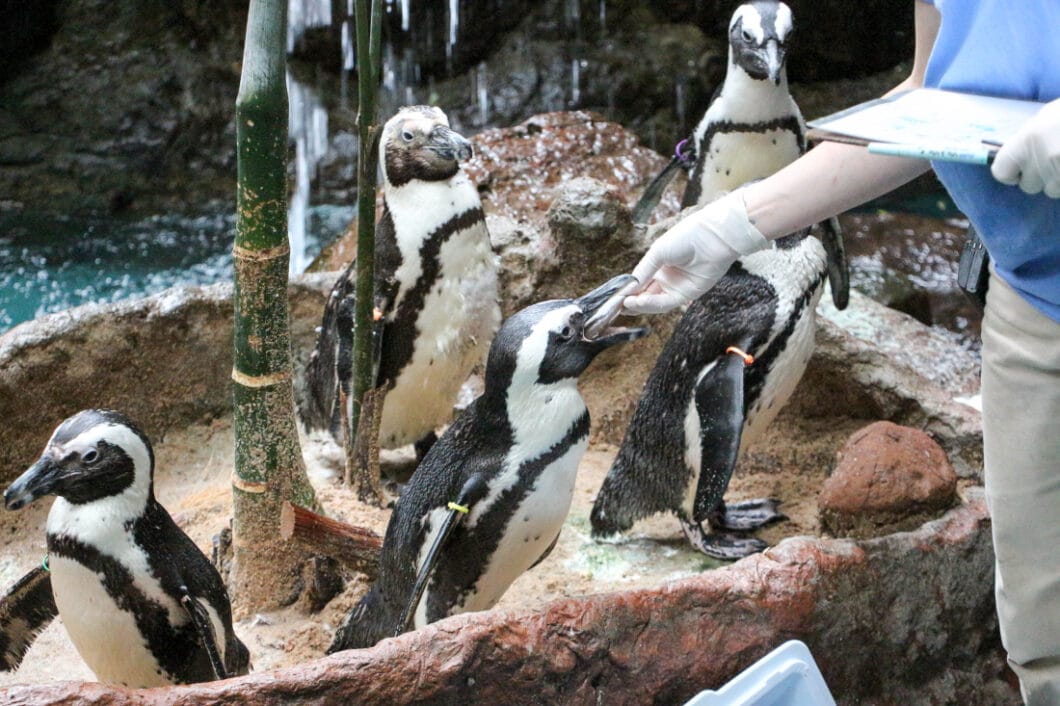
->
xmin=231 ymin=0 xmax=317 ymax=614
xmin=347 ymin=0 xmax=384 ymax=456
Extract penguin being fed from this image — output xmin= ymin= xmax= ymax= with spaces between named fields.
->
xmin=1 ymin=410 xmax=249 ymax=687
xmin=302 ymin=105 xmax=500 ymax=459
xmin=590 ymin=225 xmax=830 ymax=560
xmin=328 ymin=275 xmax=648 ymax=651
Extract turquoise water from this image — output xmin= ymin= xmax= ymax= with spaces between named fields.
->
xmin=0 ymin=205 xmax=354 ymax=334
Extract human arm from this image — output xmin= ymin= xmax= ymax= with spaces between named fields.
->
xmin=625 ymin=1 xmax=941 ymax=315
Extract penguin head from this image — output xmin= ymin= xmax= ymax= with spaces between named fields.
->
xmin=729 ymin=1 xmax=794 ymax=85
xmin=486 ymin=275 xmax=649 ymax=390
xmin=4 ymin=409 xmax=154 ymax=511
xmin=380 ymin=105 xmax=473 ymax=187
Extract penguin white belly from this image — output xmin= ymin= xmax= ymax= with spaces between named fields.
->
xmin=698 ymin=130 xmax=800 ymax=204
xmin=741 ymin=286 xmax=822 ymax=448
xmin=464 ymin=439 xmax=586 ymax=612
xmin=379 ymin=227 xmax=499 ymax=447
xmin=51 ymin=555 xmax=176 ymax=687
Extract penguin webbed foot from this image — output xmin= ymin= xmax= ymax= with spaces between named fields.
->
xmin=680 ymin=519 xmax=769 ymax=560
xmin=179 ymin=588 xmax=228 ymax=681
xmin=706 ymin=498 xmax=787 ymax=531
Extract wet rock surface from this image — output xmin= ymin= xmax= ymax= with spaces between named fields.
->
xmin=0 ymin=0 xmax=248 ymax=216
xmin=820 ymin=421 xmax=959 ymax=539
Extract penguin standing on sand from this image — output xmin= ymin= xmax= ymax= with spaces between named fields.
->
xmin=328 ymin=276 xmax=647 ymax=651
xmin=303 ymin=105 xmax=500 ymax=458
xmin=591 ymin=1 xmax=848 ymax=559
xmin=1 ymin=410 xmax=249 ymax=686
xmin=591 ymin=236 xmax=829 ymax=559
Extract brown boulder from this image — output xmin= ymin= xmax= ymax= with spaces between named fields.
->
xmin=819 ymin=421 xmax=958 ymax=538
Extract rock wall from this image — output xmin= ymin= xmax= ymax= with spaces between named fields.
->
xmin=0 ymin=495 xmax=1006 ymax=705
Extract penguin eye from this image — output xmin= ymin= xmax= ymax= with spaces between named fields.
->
xmin=401 ymin=130 xmax=415 ymax=142
xmin=559 ymin=325 xmax=574 ymax=341
xmin=82 ymin=449 xmax=99 ymax=465
xmin=741 ymin=29 xmax=754 ymax=43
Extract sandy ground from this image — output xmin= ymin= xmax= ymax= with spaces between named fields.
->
xmin=0 ymin=409 xmax=834 ymax=688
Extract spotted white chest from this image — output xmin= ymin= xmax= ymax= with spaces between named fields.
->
xmin=377 ymin=174 xmax=501 ymax=448
xmin=695 ymin=129 xmax=801 ymax=205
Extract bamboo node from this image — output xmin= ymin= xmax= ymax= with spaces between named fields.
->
xmin=232 ymin=474 xmax=269 ymax=494
xmin=231 ymin=368 xmax=291 ymax=388
xmin=233 ymin=242 xmax=290 ymax=261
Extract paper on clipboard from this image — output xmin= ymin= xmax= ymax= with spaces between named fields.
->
xmin=807 ymin=88 xmax=1045 ymax=162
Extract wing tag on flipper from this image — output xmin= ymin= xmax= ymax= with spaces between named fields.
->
xmin=691 ymin=350 xmax=747 ymax=523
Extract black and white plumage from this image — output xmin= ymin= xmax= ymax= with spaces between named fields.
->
xmin=683 ymin=0 xmax=802 ymax=208
xmin=302 ymin=105 xmax=500 ymax=454
xmin=328 ymin=276 xmax=648 ymax=651
xmin=1 ymin=410 xmax=249 ymax=687
xmin=591 ymin=236 xmax=828 ymax=559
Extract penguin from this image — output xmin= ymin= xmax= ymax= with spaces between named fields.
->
xmin=634 ymin=1 xmax=847 ymax=306
xmin=1 ymin=409 xmax=250 ymax=687
xmin=682 ymin=0 xmax=802 ymax=209
xmin=590 ymin=232 xmax=828 ymax=560
xmin=328 ymin=275 xmax=648 ymax=651
xmin=302 ymin=105 xmax=500 ymax=459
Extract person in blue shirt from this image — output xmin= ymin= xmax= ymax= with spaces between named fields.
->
xmin=622 ymin=2 xmax=1060 ymax=704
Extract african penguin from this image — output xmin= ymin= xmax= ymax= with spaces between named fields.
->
xmin=2 ymin=410 xmax=249 ymax=687
xmin=683 ymin=0 xmax=802 ymax=209
xmin=328 ymin=275 xmax=648 ymax=651
xmin=302 ymin=105 xmax=500 ymax=458
xmin=591 ymin=231 xmax=828 ymax=559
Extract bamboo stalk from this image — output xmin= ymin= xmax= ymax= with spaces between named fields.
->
xmin=348 ymin=0 xmax=384 ymax=459
xmin=230 ymin=0 xmax=317 ymax=614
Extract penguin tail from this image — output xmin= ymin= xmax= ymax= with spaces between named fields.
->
xmin=589 ymin=457 xmax=640 ymax=539
xmin=0 ymin=566 xmax=57 ymax=671
xmin=327 ymin=586 xmax=391 ymax=653
xmin=226 ymin=633 xmax=252 ymax=677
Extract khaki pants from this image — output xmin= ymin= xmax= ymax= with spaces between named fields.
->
xmin=982 ymin=269 xmax=1060 ymax=706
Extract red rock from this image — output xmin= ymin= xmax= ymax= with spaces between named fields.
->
xmin=819 ymin=420 xmax=958 ymax=538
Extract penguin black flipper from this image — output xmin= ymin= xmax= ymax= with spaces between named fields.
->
xmin=0 ymin=566 xmax=56 ymax=671
xmin=395 ymin=474 xmax=489 ymax=635
xmin=303 ymin=206 xmax=404 ymax=437
xmin=691 ymin=350 xmax=747 ymax=524
xmin=135 ymin=501 xmax=251 ymax=680
xmin=632 ymin=155 xmax=687 ymax=225
xmin=179 ymin=590 xmax=226 ymax=680
xmin=303 ymin=255 xmax=358 ymax=434
xmin=818 ymin=216 xmax=849 ymax=310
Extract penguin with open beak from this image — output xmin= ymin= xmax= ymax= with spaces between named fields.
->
xmin=328 ymin=276 xmax=648 ymax=651
xmin=1 ymin=410 xmax=249 ymax=686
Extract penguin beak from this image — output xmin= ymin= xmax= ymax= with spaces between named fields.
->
xmin=4 ymin=456 xmax=62 ymax=511
xmin=764 ymin=40 xmax=786 ymax=85
xmin=580 ymin=275 xmax=649 ymax=346
xmin=428 ymin=125 xmax=473 ymax=162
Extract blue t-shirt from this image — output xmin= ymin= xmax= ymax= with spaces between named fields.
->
xmin=922 ymin=0 xmax=1060 ymax=321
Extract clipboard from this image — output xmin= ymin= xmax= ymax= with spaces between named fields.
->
xmin=807 ymin=88 xmax=1045 ymax=165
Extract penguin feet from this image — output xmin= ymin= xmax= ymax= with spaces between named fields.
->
xmin=680 ymin=519 xmax=769 ymax=560
xmin=707 ymin=498 xmax=787 ymax=531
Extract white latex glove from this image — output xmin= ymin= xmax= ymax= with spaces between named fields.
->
xmin=991 ymin=97 xmax=1060 ymax=198
xmin=623 ymin=190 xmax=770 ymax=314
